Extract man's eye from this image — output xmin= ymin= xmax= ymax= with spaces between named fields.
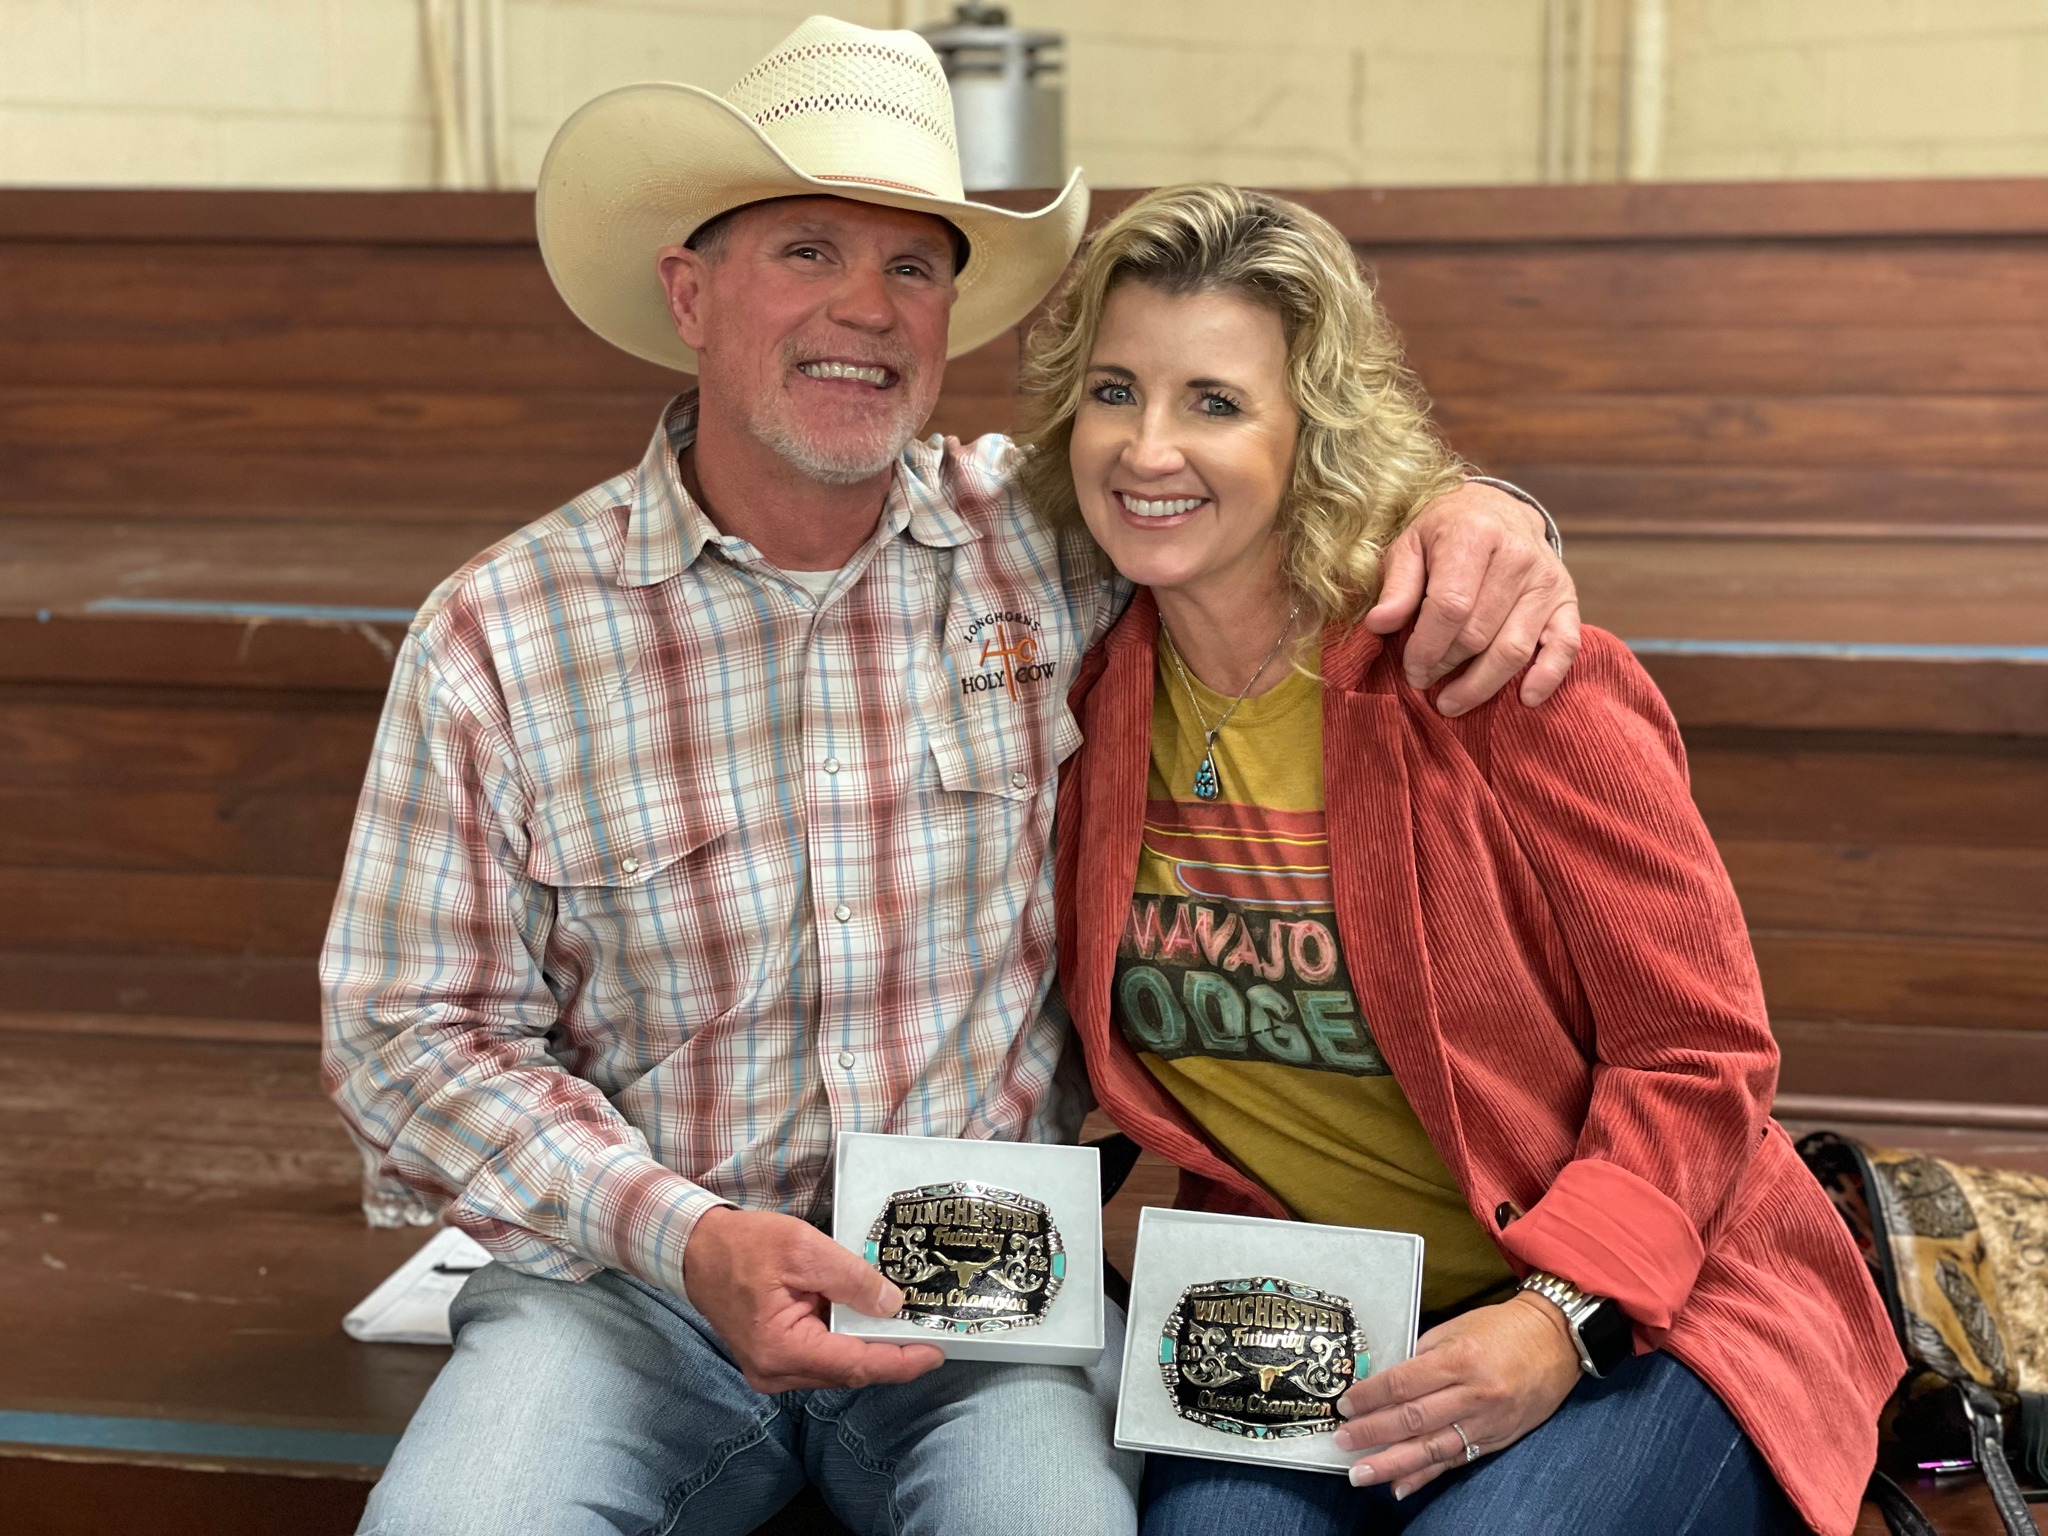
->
xmin=1090 ymin=382 xmax=1134 ymax=406
xmin=789 ymin=245 xmax=825 ymax=261
xmin=891 ymin=262 xmax=931 ymax=278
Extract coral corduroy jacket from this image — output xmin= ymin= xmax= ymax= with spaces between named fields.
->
xmin=1055 ymin=592 xmax=1903 ymax=1536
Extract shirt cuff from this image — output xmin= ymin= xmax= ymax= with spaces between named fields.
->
xmin=565 ymin=1143 xmax=736 ymax=1293
xmin=1465 ymin=474 xmax=1563 ymax=559
xmin=1496 ymin=1158 xmax=1704 ymax=1331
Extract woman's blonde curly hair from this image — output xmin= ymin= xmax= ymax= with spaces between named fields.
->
xmin=1015 ymin=183 xmax=1465 ymax=629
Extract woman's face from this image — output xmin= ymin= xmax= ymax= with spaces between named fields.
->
xmin=1069 ymin=281 xmax=1299 ymax=601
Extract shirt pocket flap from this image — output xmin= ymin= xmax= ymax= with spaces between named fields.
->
xmin=521 ymin=752 xmax=738 ymax=890
xmin=926 ymin=701 xmax=1082 ymax=802
xmin=525 ymin=799 xmax=736 ymax=889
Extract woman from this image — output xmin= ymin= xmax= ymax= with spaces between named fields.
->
xmin=1023 ymin=185 xmax=1902 ymax=1536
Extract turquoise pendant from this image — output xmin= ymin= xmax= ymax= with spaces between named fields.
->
xmin=1192 ymin=752 xmax=1220 ymax=800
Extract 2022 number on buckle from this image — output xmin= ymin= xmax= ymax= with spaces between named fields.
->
xmin=864 ymin=1181 xmax=1066 ymax=1334
xmin=1159 ymin=1276 xmax=1371 ymax=1438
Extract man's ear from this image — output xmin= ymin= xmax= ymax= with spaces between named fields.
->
xmin=657 ymin=244 xmax=711 ymax=353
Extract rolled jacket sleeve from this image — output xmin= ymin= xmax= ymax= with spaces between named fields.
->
xmin=319 ymin=621 xmax=728 ymax=1290
xmin=1476 ymin=630 xmax=1776 ymax=1332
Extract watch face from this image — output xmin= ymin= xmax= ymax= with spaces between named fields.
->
xmin=1579 ymin=1297 xmax=1633 ymax=1376
xmin=1158 ymin=1276 xmax=1371 ymax=1439
xmin=864 ymin=1181 xmax=1064 ymax=1334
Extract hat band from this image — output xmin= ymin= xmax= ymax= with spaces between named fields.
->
xmin=814 ymin=171 xmax=945 ymax=198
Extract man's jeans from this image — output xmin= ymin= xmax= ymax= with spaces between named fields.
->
xmin=1140 ymin=1350 xmax=1798 ymax=1536
xmin=360 ymin=1262 xmax=1141 ymax=1536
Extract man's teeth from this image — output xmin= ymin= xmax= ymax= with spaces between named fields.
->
xmin=799 ymin=361 xmax=891 ymax=385
xmin=1122 ymin=494 xmax=1204 ymax=517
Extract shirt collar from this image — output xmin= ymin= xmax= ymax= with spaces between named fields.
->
xmin=617 ymin=393 xmax=980 ymax=590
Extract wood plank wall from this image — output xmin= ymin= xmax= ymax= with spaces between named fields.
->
xmin=1 ymin=183 xmax=2042 ymax=1109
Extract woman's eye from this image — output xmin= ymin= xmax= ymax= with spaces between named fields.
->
xmin=1090 ymin=381 xmax=1134 ymax=406
xmin=1198 ymin=392 xmax=1241 ymax=417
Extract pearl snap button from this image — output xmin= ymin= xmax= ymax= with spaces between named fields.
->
xmin=1009 ymin=770 xmax=1029 ymax=790
xmin=837 ymin=1050 xmax=856 ymax=1070
xmin=620 ymin=857 xmax=640 ymax=875
xmin=833 ymin=903 xmax=852 ymax=923
xmin=823 ymin=757 xmax=841 ymax=774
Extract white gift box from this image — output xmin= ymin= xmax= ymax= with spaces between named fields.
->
xmin=1114 ymin=1208 xmax=1423 ymax=1473
xmin=828 ymin=1131 xmax=1106 ymax=1365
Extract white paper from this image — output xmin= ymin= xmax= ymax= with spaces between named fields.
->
xmin=343 ymin=1226 xmax=492 ymax=1345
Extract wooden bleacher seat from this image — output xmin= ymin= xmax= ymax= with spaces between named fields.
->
xmin=2 ymin=181 xmax=2044 ymax=1532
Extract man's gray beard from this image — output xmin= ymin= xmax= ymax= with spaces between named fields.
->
xmin=754 ymin=415 xmax=915 ymax=485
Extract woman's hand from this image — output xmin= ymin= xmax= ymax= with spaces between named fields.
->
xmin=1333 ymin=1292 xmax=1584 ymax=1498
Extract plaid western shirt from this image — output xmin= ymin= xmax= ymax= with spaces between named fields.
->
xmin=321 ymin=395 xmax=1121 ymax=1288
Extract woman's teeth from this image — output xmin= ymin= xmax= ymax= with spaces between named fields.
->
xmin=1120 ymin=494 xmax=1204 ymax=518
xmin=799 ymin=361 xmax=891 ymax=386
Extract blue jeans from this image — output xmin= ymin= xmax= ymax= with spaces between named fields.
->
xmin=360 ymin=1261 xmax=1141 ymax=1536
xmin=1140 ymin=1351 xmax=1798 ymax=1536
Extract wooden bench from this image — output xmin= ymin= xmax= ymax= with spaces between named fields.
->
xmin=2 ymin=181 xmax=2044 ymax=1532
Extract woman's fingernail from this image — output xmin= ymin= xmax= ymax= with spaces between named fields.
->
xmin=1348 ymin=1462 xmax=1375 ymax=1487
xmin=1393 ymin=1484 xmax=1411 ymax=1502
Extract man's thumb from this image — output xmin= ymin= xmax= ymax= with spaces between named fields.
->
xmin=796 ymin=1230 xmax=906 ymax=1318
xmin=1364 ymin=534 xmax=1424 ymax=634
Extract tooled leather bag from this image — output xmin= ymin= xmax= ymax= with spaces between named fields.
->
xmin=1797 ymin=1130 xmax=2048 ymax=1536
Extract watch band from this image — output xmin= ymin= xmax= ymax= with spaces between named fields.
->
xmin=1464 ymin=474 xmax=1563 ymax=560
xmin=1519 ymin=1270 xmax=1630 ymax=1378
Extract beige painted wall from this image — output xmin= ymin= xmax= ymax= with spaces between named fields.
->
xmin=0 ymin=0 xmax=2044 ymax=190
xmin=1662 ymin=0 xmax=2048 ymax=180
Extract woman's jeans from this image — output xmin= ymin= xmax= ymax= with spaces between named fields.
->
xmin=1141 ymin=1351 xmax=1799 ymax=1536
xmin=359 ymin=1261 xmax=1141 ymax=1536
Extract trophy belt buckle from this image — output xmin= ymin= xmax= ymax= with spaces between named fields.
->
xmin=1159 ymin=1276 xmax=1371 ymax=1439
xmin=866 ymin=1181 xmax=1066 ymax=1334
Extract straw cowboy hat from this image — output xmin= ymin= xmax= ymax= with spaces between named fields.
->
xmin=536 ymin=13 xmax=1089 ymax=374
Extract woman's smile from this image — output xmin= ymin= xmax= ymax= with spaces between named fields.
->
xmin=1114 ymin=490 xmax=1212 ymax=526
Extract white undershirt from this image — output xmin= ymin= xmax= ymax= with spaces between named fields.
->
xmin=785 ymin=567 xmax=840 ymax=601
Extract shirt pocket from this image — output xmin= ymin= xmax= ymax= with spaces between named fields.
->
xmin=518 ymin=708 xmax=740 ymax=899
xmin=917 ymin=673 xmax=1081 ymax=956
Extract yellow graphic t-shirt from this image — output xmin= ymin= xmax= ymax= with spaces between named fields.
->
xmin=1112 ymin=644 xmax=1516 ymax=1315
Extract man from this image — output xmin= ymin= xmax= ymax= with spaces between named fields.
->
xmin=323 ymin=16 xmax=1582 ymax=1535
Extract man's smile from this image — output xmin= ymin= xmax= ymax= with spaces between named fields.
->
xmin=796 ymin=358 xmax=900 ymax=388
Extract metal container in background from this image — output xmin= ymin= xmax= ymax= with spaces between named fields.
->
xmin=919 ymin=4 xmax=1065 ymax=191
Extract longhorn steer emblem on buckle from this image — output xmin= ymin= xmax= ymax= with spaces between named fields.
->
xmin=865 ymin=1182 xmax=1065 ymax=1334
xmin=1159 ymin=1276 xmax=1371 ymax=1438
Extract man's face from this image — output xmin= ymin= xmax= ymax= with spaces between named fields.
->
xmin=661 ymin=197 xmax=959 ymax=484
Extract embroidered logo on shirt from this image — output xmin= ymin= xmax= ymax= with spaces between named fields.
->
xmin=958 ymin=609 xmax=1057 ymax=696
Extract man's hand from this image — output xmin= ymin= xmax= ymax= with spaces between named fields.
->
xmin=1364 ymin=481 xmax=1580 ymax=716
xmin=681 ymin=1205 xmax=945 ymax=1393
xmin=1333 ymin=1293 xmax=1582 ymax=1498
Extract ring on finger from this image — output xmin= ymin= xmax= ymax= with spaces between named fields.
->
xmin=1450 ymin=1421 xmax=1480 ymax=1465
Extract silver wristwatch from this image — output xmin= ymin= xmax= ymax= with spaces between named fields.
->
xmin=1519 ymin=1270 xmax=1632 ymax=1378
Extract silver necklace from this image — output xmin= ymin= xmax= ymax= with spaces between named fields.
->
xmin=1160 ymin=601 xmax=1301 ymax=802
